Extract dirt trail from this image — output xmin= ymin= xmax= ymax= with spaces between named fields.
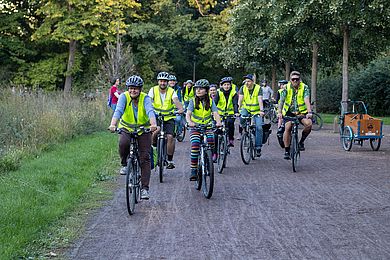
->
xmin=68 ymin=125 xmax=390 ymax=259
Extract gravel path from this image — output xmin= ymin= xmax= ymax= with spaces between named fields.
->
xmin=68 ymin=124 xmax=390 ymax=259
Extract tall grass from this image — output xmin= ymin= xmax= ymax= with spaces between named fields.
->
xmin=0 ymin=88 xmax=111 ymax=173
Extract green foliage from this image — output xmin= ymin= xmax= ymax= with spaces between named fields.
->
xmin=317 ymin=74 xmax=342 ymax=114
xmin=0 ymin=88 xmax=111 ymax=173
xmin=350 ymin=57 xmax=390 ymax=116
xmin=0 ymin=132 xmax=117 ymax=259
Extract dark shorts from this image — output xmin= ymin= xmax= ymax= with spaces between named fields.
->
xmin=284 ymin=111 xmax=308 ymax=124
xmin=158 ymin=118 xmax=175 ymax=136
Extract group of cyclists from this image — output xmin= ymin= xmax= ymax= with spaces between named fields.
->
xmin=108 ymin=70 xmax=313 ymax=200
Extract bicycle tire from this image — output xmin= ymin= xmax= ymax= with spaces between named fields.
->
xmin=176 ymin=125 xmax=186 ymax=142
xmin=250 ymin=131 xmax=256 ymax=160
xmin=341 ymin=126 xmax=353 ymax=151
xmin=126 ymin=158 xmax=137 ymax=215
xmin=222 ymin=134 xmax=228 ymax=168
xmin=196 ymin=152 xmax=202 ymax=191
xmin=217 ymin=135 xmax=226 ymax=174
xmin=369 ymin=138 xmax=381 ymax=151
xmin=240 ymin=132 xmax=251 ymax=164
xmin=291 ymin=132 xmax=300 ymax=172
xmin=157 ymin=137 xmax=165 ymax=183
xmin=311 ymin=112 xmax=323 ymax=131
xmin=202 ymin=149 xmax=214 ymax=199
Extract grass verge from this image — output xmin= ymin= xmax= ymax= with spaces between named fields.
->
xmin=320 ymin=113 xmax=390 ymax=125
xmin=0 ymin=131 xmax=119 ymax=259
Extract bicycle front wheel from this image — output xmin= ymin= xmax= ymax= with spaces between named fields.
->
xmin=202 ymin=149 xmax=214 ymax=199
xmin=157 ymin=137 xmax=165 ymax=183
xmin=240 ymin=132 xmax=251 ymax=164
xmin=311 ymin=112 xmax=323 ymax=131
xmin=217 ymin=135 xmax=226 ymax=174
xmin=291 ymin=133 xmax=300 ymax=172
xmin=126 ymin=159 xmax=137 ymax=215
xmin=250 ymin=131 xmax=256 ymax=160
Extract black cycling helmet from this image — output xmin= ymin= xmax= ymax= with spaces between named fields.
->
xmin=194 ymin=79 xmax=210 ymax=89
xmin=125 ymin=75 xmax=144 ymax=88
xmin=157 ymin=71 xmax=170 ymax=80
xmin=168 ymin=74 xmax=177 ymax=81
xmin=220 ymin=76 xmax=233 ymax=84
xmin=209 ymin=83 xmax=218 ymax=89
xmin=278 ymin=80 xmax=288 ymax=84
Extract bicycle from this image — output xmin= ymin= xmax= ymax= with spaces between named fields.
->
xmin=175 ymin=112 xmax=186 ymax=142
xmin=310 ymin=111 xmax=323 ymax=131
xmin=284 ymin=116 xmax=303 ymax=172
xmin=189 ymin=123 xmax=215 ymax=199
xmin=115 ymin=127 xmax=149 ymax=215
xmin=155 ymin=113 xmax=169 ymax=183
xmin=263 ymin=101 xmax=278 ymax=124
xmin=216 ymin=114 xmax=234 ymax=174
xmin=240 ymin=113 xmax=257 ymax=164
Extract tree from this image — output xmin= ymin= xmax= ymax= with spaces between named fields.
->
xmin=33 ymin=0 xmax=140 ymax=93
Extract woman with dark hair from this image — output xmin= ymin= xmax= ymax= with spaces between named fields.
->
xmin=108 ymin=78 xmax=121 ymax=111
xmin=186 ymin=79 xmax=222 ymax=181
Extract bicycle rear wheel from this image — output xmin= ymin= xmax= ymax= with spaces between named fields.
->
xmin=126 ymin=159 xmax=137 ymax=215
xmin=157 ymin=137 xmax=165 ymax=183
xmin=217 ymin=135 xmax=227 ymax=174
xmin=311 ymin=112 xmax=323 ymax=131
xmin=202 ymin=149 xmax=214 ymax=199
xmin=240 ymin=132 xmax=251 ymax=164
xmin=176 ymin=119 xmax=186 ymax=142
xmin=291 ymin=133 xmax=300 ymax=172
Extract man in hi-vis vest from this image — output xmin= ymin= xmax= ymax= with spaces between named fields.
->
xmin=277 ymin=71 xmax=313 ymax=160
xmin=149 ymin=71 xmax=184 ymax=169
xmin=238 ymin=74 xmax=265 ymax=157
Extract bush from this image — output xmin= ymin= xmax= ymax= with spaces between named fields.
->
xmin=317 ymin=74 xmax=342 ymax=114
xmin=0 ymin=88 xmax=111 ymax=173
xmin=350 ymin=57 xmax=390 ymax=116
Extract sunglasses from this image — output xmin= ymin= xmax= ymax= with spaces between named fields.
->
xmin=291 ymin=78 xmax=300 ymax=82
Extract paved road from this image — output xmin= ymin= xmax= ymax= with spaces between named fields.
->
xmin=68 ymin=124 xmax=390 ymax=259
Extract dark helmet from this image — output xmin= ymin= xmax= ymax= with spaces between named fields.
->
xmin=125 ymin=75 xmax=144 ymax=88
xmin=243 ymin=74 xmax=254 ymax=81
xmin=157 ymin=71 xmax=170 ymax=80
xmin=209 ymin=84 xmax=218 ymax=89
xmin=278 ymin=80 xmax=288 ymax=85
xmin=220 ymin=76 xmax=233 ymax=84
xmin=194 ymin=79 xmax=210 ymax=89
xmin=184 ymin=80 xmax=194 ymax=85
xmin=168 ymin=74 xmax=177 ymax=82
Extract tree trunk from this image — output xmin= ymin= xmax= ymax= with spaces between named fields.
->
xmin=115 ymin=22 xmax=120 ymax=80
xmin=285 ymin=60 xmax=290 ymax=80
xmin=64 ymin=39 xmax=77 ymax=93
xmin=342 ymin=25 xmax=349 ymax=102
xmin=271 ymin=63 xmax=277 ymax=93
xmin=311 ymin=41 xmax=319 ymax=110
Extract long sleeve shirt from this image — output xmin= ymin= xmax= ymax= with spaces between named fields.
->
xmin=113 ymin=92 xmax=155 ymax=120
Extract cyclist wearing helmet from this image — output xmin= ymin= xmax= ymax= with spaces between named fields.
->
xmin=276 ymin=80 xmax=288 ymax=104
xmin=182 ymin=80 xmax=195 ymax=109
xmin=168 ymin=74 xmax=182 ymax=103
xmin=149 ymin=71 xmax=184 ymax=169
xmin=186 ymin=79 xmax=222 ymax=181
xmin=238 ymin=74 xmax=265 ymax=157
xmin=277 ymin=71 xmax=312 ymax=160
xmin=214 ymin=76 xmax=239 ymax=147
xmin=209 ymin=84 xmax=218 ymax=99
xmin=109 ymin=75 xmax=157 ymax=200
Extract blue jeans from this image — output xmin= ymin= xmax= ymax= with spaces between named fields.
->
xmin=240 ymin=109 xmax=263 ymax=149
xmin=175 ymin=115 xmax=184 ymax=134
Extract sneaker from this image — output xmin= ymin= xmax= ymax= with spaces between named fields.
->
xmin=298 ymin=142 xmax=305 ymax=151
xmin=212 ymin=153 xmax=218 ymax=163
xmin=228 ymin=139 xmax=234 ymax=147
xmin=256 ymin=148 xmax=262 ymax=157
xmin=140 ymin=189 xmax=150 ymax=200
xmin=166 ymin=161 xmax=175 ymax=169
xmin=190 ymin=169 xmax=197 ymax=181
xmin=284 ymin=151 xmax=291 ymax=160
xmin=119 ymin=166 xmax=127 ymax=175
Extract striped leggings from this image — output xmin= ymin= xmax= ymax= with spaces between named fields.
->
xmin=190 ymin=129 xmax=215 ymax=169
